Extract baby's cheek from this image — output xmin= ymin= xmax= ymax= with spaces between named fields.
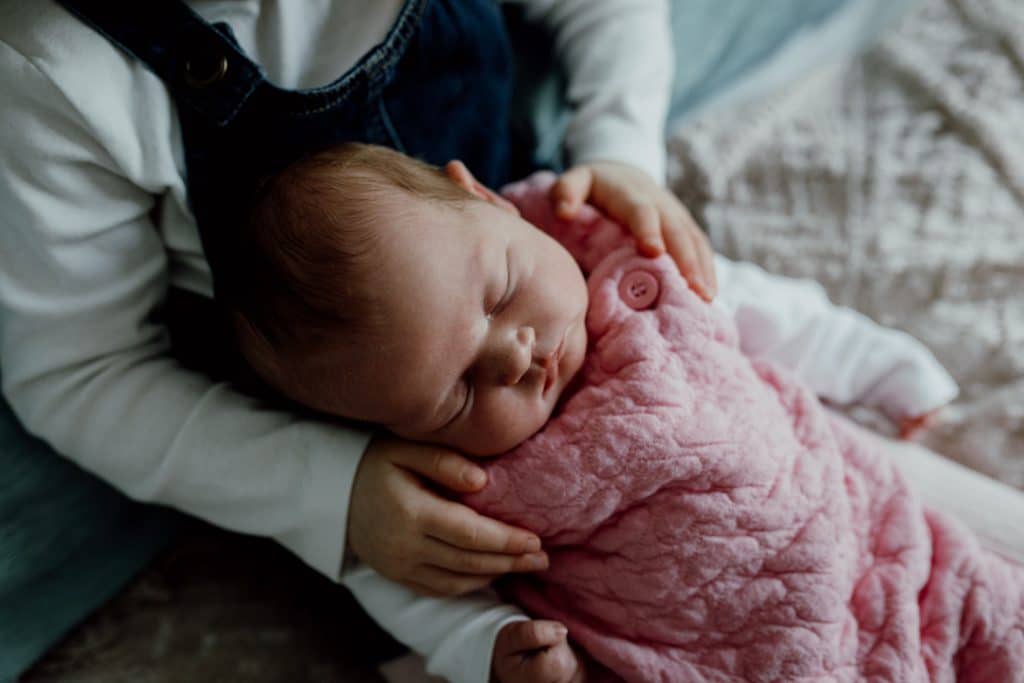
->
xmin=462 ymin=394 xmax=549 ymax=456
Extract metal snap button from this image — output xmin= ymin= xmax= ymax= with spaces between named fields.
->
xmin=619 ymin=270 xmax=660 ymax=310
xmin=185 ymin=53 xmax=228 ymax=88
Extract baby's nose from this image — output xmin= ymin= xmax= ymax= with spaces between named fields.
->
xmin=497 ymin=325 xmax=535 ymax=386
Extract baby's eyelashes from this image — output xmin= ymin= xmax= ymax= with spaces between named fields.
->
xmin=437 ymin=381 xmax=472 ymax=431
xmin=488 ymin=251 xmax=515 ymax=318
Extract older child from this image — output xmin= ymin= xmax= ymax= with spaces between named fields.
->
xmin=0 ymin=0 xmax=715 ymax=611
xmin=230 ymin=142 xmax=1023 ymax=683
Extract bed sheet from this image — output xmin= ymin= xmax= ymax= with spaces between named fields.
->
xmin=669 ymin=0 xmax=1024 ymax=492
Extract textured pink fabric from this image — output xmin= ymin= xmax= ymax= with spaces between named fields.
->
xmin=465 ymin=173 xmax=1024 ymax=682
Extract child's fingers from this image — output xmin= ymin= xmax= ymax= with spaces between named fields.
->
xmin=688 ymin=227 xmax=717 ymax=300
xmin=663 ymin=205 xmax=717 ymax=301
xmin=589 ymin=188 xmax=664 ymax=255
xmin=551 ymin=166 xmax=594 ymax=219
xmin=391 ymin=445 xmax=488 ymax=492
xmin=423 ymin=498 xmax=542 ymax=554
xmin=664 ymin=222 xmax=707 ymax=298
xmin=625 ymin=202 xmax=666 ymax=256
xmin=672 ymin=202 xmax=717 ymax=297
xmin=699 ymin=228 xmax=719 ymax=297
xmin=505 ymin=620 xmax=569 ymax=653
xmin=423 ymin=537 xmax=548 ymax=575
xmin=519 ymin=645 xmax=580 ymax=683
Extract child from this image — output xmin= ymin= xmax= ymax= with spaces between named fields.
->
xmin=0 ymin=0 xmax=713 ymax=614
xmin=230 ymin=142 xmax=1024 ymax=683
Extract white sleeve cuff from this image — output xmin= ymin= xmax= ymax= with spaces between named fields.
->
xmin=275 ymin=424 xmax=371 ymax=581
xmin=425 ymin=602 xmax=529 ymax=683
xmin=712 ymin=254 xmax=960 ymax=420
xmin=342 ymin=565 xmax=529 ymax=683
xmin=860 ymin=337 xmax=960 ymax=420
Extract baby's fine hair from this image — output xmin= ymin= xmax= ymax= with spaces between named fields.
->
xmin=231 ymin=142 xmax=475 ymax=390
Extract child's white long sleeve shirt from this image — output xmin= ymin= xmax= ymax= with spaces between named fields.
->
xmin=0 ymin=0 xmax=672 ymax=581
xmin=342 ymin=253 xmax=960 ymax=683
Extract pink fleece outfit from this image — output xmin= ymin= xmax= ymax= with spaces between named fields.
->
xmin=465 ymin=173 xmax=1024 ymax=682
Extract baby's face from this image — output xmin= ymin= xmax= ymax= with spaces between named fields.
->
xmin=314 ymin=195 xmax=589 ymax=456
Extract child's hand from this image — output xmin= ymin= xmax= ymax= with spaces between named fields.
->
xmin=550 ymin=160 xmax=717 ymax=301
xmin=347 ymin=436 xmax=548 ymax=596
xmin=899 ymin=409 xmax=943 ymax=441
xmin=493 ymin=620 xmax=586 ymax=683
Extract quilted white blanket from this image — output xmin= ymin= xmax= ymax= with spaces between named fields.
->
xmin=668 ymin=0 xmax=1024 ymax=489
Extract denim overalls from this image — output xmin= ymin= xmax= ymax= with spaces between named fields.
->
xmin=56 ymin=0 xmax=516 ymax=377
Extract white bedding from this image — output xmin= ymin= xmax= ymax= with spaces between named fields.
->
xmin=668 ymin=0 xmax=1024 ymax=490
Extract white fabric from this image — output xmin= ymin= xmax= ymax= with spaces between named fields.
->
xmin=667 ymin=0 xmax=1024 ymax=489
xmin=346 ymin=254 xmax=959 ymax=683
xmin=888 ymin=440 xmax=1024 ymax=567
xmin=712 ymin=255 xmax=959 ymax=420
xmin=0 ymin=0 xmax=671 ymax=582
xmin=515 ymin=0 xmax=674 ymax=183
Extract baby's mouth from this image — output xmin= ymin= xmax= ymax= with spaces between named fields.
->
xmin=541 ymin=333 xmax=567 ymax=397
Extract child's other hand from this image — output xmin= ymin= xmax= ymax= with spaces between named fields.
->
xmin=347 ymin=436 xmax=548 ymax=597
xmin=899 ymin=409 xmax=943 ymax=441
xmin=550 ymin=160 xmax=717 ymax=301
xmin=493 ymin=620 xmax=586 ymax=683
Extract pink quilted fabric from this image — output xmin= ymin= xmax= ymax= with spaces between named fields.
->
xmin=465 ymin=173 xmax=1024 ymax=682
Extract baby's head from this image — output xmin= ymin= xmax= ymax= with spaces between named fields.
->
xmin=231 ymin=143 xmax=589 ymax=456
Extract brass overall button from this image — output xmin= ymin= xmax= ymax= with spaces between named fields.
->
xmin=185 ymin=53 xmax=228 ymax=88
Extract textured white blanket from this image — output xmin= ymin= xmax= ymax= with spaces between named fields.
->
xmin=668 ymin=0 xmax=1024 ymax=489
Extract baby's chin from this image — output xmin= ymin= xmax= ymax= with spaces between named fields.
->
xmin=483 ymin=325 xmax=588 ymax=454
xmin=437 ymin=390 xmax=573 ymax=457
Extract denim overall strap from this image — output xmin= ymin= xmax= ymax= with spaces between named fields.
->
xmin=55 ymin=0 xmax=514 ymax=376
xmin=55 ymin=0 xmax=264 ymax=127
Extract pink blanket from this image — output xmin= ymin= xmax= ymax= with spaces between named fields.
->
xmin=465 ymin=174 xmax=1024 ymax=682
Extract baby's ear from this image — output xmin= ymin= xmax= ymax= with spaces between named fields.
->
xmin=444 ymin=160 xmax=520 ymax=215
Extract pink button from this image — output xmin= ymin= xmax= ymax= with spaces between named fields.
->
xmin=619 ymin=270 xmax=660 ymax=310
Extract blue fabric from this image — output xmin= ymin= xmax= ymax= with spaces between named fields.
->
xmin=524 ymin=0 xmax=852 ymax=171
xmin=0 ymin=392 xmax=183 ymax=682
xmin=667 ymin=0 xmax=847 ymax=120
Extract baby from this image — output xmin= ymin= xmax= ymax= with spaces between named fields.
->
xmin=231 ymin=143 xmax=1023 ymax=682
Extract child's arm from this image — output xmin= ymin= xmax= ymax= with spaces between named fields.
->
xmin=344 ymin=566 xmax=581 ymax=683
xmin=520 ymin=0 xmax=670 ymax=184
xmin=0 ymin=33 xmax=539 ymax=592
xmin=713 ymin=256 xmax=958 ymax=426
xmin=519 ymin=0 xmax=717 ymax=299
xmin=0 ymin=60 xmax=360 ymax=576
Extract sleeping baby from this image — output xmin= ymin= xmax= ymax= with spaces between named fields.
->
xmin=230 ymin=142 xmax=1024 ymax=683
